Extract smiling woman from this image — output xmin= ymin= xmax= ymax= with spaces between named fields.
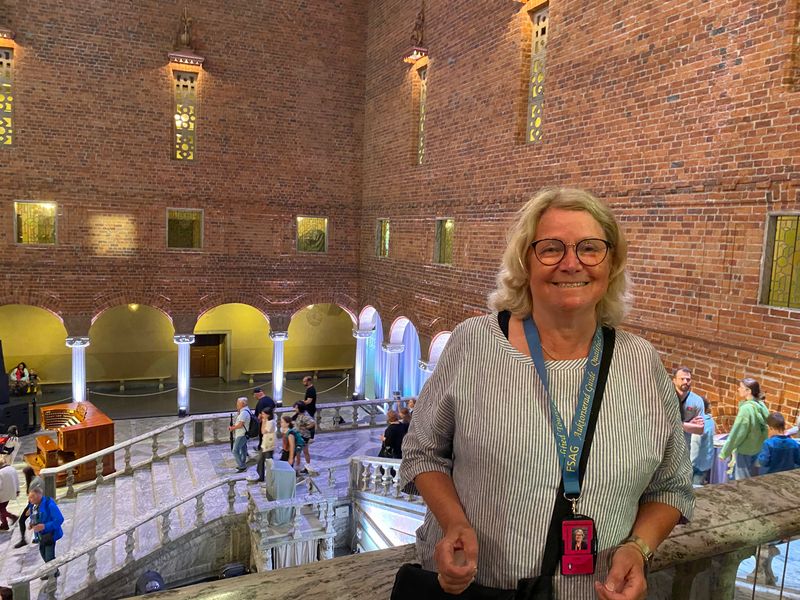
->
xmin=395 ymin=188 xmax=694 ymax=600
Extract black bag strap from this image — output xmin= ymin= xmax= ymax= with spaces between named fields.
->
xmin=517 ymin=326 xmax=616 ymax=600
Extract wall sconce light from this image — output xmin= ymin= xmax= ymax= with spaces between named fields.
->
xmin=0 ymin=26 xmax=14 ymax=41
xmin=402 ymin=3 xmax=428 ymax=64
xmin=403 ymin=47 xmax=428 ymax=64
xmin=168 ymin=7 xmax=205 ymax=67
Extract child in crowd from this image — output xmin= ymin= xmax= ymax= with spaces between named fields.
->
xmin=756 ymin=412 xmax=800 ymax=475
xmin=279 ymin=415 xmax=305 ymax=472
xmin=690 ymin=399 xmax=716 ymax=485
xmin=291 ymin=403 xmax=317 ymax=475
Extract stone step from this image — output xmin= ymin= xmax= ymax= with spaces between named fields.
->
xmin=166 ymin=453 xmax=194 ymax=536
xmin=186 ymin=447 xmax=228 ymax=521
xmin=151 ymin=460 xmax=179 ymax=539
xmin=112 ymin=473 xmax=136 ymax=566
xmin=132 ymin=468 xmax=158 ymax=559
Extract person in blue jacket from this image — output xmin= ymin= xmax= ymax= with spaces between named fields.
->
xmin=28 ymin=487 xmax=64 ymax=577
xmin=757 ymin=413 xmax=800 ymax=475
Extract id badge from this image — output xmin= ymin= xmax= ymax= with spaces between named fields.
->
xmin=560 ymin=515 xmax=597 ymax=576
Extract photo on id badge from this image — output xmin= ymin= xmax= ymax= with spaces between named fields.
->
xmin=561 ymin=518 xmax=596 ymax=576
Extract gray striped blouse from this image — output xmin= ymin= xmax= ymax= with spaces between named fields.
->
xmin=399 ymin=313 xmax=694 ymax=596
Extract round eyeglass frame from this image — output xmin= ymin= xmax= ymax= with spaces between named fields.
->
xmin=530 ymin=238 xmax=613 ymax=267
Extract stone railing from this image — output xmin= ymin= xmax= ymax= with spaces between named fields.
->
xmin=349 ymin=455 xmax=423 ymax=502
xmin=39 ymin=398 xmax=412 ymax=499
xmin=11 ymin=473 xmax=250 ymax=600
xmin=137 ymin=467 xmax=800 ymax=600
xmin=248 ymin=489 xmax=339 ymax=571
xmin=39 ymin=412 xmax=233 ymax=498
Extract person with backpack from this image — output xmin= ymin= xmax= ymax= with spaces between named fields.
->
xmin=278 ymin=414 xmax=305 ymax=472
xmin=291 ymin=402 xmax=317 ymax=474
xmin=228 ymin=397 xmax=251 ymax=473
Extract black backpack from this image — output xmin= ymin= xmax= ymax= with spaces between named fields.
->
xmin=245 ymin=409 xmax=260 ymax=439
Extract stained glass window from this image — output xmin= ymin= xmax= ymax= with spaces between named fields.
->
xmin=0 ymin=48 xmax=13 ymax=146
xmin=297 ymin=217 xmax=328 ymax=253
xmin=377 ymin=219 xmax=390 ymax=258
xmin=417 ymin=67 xmax=428 ymax=165
xmin=526 ymin=5 xmax=548 ymax=144
xmin=15 ymin=202 xmax=57 ymax=245
xmin=167 ymin=208 xmax=203 ymax=249
xmin=434 ymin=218 xmax=454 ymax=265
xmin=763 ymin=215 xmax=800 ymax=309
xmin=173 ymin=72 xmax=197 ymax=160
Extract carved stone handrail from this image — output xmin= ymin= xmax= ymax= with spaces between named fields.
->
xmin=39 ymin=397 xmax=414 ymax=498
xmin=123 ymin=468 xmax=800 ymax=600
xmin=10 ymin=473 xmax=250 ymax=600
xmin=39 ymin=411 xmax=232 ymax=498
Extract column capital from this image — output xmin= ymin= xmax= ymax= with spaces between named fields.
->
xmin=418 ymin=360 xmax=437 ymax=373
xmin=65 ymin=336 xmax=90 ymax=348
xmin=173 ymin=334 xmax=196 ymax=344
xmin=382 ymin=342 xmax=405 ymax=354
xmin=270 ymin=330 xmax=289 ymax=342
xmin=353 ymin=328 xmax=374 ymax=339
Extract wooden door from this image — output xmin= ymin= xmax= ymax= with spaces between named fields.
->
xmin=191 ymin=345 xmax=219 ymax=378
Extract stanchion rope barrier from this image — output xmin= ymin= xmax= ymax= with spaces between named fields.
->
xmin=283 ymin=375 xmax=349 ymax=395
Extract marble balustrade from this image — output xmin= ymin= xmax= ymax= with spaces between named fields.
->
xmin=40 ymin=398 xmax=416 ymax=499
xmin=133 ymin=466 xmax=800 ymax=600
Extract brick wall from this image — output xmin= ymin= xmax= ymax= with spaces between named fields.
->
xmin=2 ymin=1 xmax=799 ymax=423
xmin=358 ymin=0 xmax=800 ymax=424
xmin=0 ymin=0 xmax=368 ymax=328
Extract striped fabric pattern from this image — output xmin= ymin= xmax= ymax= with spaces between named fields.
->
xmin=399 ymin=313 xmax=694 ymax=595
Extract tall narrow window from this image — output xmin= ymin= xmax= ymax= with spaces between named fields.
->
xmin=15 ymin=202 xmax=57 ymax=245
xmin=434 ymin=218 xmax=454 ymax=265
xmin=0 ymin=47 xmax=13 ymax=146
xmin=297 ymin=216 xmax=328 ymax=253
xmin=761 ymin=214 xmax=800 ymax=309
xmin=417 ymin=66 xmax=428 ymax=165
xmin=167 ymin=208 xmax=203 ymax=249
xmin=526 ymin=5 xmax=548 ymax=143
xmin=376 ymin=219 xmax=390 ymax=258
xmin=173 ymin=72 xmax=197 ymax=160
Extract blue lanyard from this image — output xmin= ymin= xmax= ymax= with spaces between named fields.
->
xmin=523 ymin=317 xmax=604 ymax=500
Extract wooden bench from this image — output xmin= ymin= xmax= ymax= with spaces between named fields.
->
xmin=87 ymin=375 xmax=170 ymax=392
xmin=242 ymin=367 xmax=352 ymax=385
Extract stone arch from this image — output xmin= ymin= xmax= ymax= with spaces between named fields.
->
xmin=428 ymin=331 xmax=452 ymax=364
xmin=0 ymin=291 xmax=64 ymax=318
xmin=285 ymin=291 xmax=359 ymax=326
xmin=198 ymin=292 xmax=273 ymax=322
xmin=92 ymin=291 xmax=172 ymax=325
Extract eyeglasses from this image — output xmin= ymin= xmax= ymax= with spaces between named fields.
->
xmin=530 ymin=238 xmax=612 ymax=266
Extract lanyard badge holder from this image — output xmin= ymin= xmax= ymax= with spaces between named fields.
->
xmin=523 ymin=317 xmax=603 ymax=577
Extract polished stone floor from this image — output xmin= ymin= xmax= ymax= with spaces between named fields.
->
xmin=33 ymin=374 xmax=354 ymax=420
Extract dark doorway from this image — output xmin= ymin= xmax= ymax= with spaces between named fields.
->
xmin=191 ymin=334 xmax=221 ymax=378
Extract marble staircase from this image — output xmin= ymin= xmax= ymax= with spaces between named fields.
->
xmin=0 ymin=445 xmax=245 ymax=600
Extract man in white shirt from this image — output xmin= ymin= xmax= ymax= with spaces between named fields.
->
xmin=228 ymin=397 xmax=250 ymax=472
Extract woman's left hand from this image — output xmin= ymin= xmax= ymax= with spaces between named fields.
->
xmin=32 ymin=524 xmax=45 ymax=533
xmin=594 ymin=544 xmax=647 ymax=600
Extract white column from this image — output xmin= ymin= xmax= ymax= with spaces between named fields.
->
xmin=381 ymin=343 xmax=404 ymax=400
xmin=270 ymin=330 xmax=288 ymax=407
xmin=173 ymin=334 xmax=195 ymax=415
xmin=418 ymin=359 xmax=436 ymax=395
xmin=66 ymin=336 xmax=90 ymax=402
xmin=352 ymin=328 xmax=373 ymax=400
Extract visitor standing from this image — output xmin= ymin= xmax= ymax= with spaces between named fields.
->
xmin=228 ymin=397 xmax=251 ymax=472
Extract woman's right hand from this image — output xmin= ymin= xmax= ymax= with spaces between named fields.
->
xmin=434 ymin=522 xmax=479 ymax=594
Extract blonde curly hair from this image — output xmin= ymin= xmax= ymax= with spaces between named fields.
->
xmin=487 ymin=188 xmax=630 ymax=327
